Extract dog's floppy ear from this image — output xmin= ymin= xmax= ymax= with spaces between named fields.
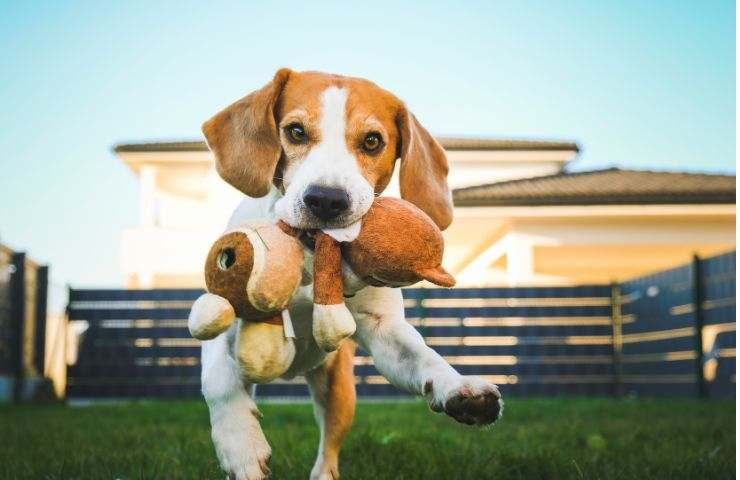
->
xmin=202 ymin=68 xmax=292 ymax=197
xmin=396 ymin=107 xmax=453 ymax=230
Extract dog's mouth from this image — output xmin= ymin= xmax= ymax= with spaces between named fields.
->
xmin=303 ymin=212 xmax=359 ymax=230
xmin=297 ymin=228 xmax=365 ymax=297
xmin=297 ymin=229 xmax=357 ymax=266
xmin=298 ymin=230 xmax=317 ymax=250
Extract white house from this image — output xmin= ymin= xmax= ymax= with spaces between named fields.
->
xmin=114 ymin=138 xmax=735 ymax=288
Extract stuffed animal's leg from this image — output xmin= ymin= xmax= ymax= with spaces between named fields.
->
xmin=236 ymin=314 xmax=296 ymax=384
xmin=188 ymin=293 xmax=236 ymax=340
xmin=201 ymin=326 xmax=271 ymax=480
xmin=312 ymin=231 xmax=356 ymax=352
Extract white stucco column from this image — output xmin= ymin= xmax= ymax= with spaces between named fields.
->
xmin=139 ymin=165 xmax=157 ymax=227
xmin=137 ymin=165 xmax=157 ymax=288
xmin=506 ymin=235 xmax=534 ymax=285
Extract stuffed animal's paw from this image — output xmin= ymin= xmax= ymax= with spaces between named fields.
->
xmin=312 ymin=303 xmax=356 ymax=352
xmin=188 ymin=293 xmax=236 ymax=340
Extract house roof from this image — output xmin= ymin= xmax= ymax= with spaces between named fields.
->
xmin=453 ymin=168 xmax=736 ymax=207
xmin=113 ymin=137 xmax=579 ymax=153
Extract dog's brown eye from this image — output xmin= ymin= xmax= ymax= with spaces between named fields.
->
xmin=285 ymin=123 xmax=307 ymax=144
xmin=363 ymin=132 xmax=382 ymax=153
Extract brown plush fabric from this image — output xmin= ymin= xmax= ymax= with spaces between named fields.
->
xmin=342 ymin=197 xmax=455 ymax=288
xmin=247 ymin=223 xmax=305 ymax=312
xmin=277 ymin=220 xmax=300 ymax=237
xmin=313 ymin=231 xmax=345 ymax=305
xmin=259 ymin=313 xmax=284 ymax=326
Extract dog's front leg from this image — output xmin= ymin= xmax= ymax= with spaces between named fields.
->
xmin=348 ymin=286 xmax=503 ymax=426
xmin=201 ymin=327 xmax=272 ymax=480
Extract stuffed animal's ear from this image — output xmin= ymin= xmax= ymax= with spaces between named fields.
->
xmin=188 ymin=293 xmax=236 ymax=340
xmin=202 ymin=68 xmax=292 ymax=197
xmin=396 ymin=107 xmax=453 ymax=230
xmin=419 ymin=266 xmax=456 ymax=288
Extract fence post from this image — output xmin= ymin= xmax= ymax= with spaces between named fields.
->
xmin=691 ymin=255 xmax=707 ymax=398
xmin=10 ymin=252 xmax=26 ymax=403
xmin=609 ymin=281 xmax=623 ymax=397
xmin=63 ymin=285 xmax=73 ymax=399
xmin=34 ymin=265 xmax=49 ymax=377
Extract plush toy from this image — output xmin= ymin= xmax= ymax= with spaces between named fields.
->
xmin=187 ymin=220 xmax=305 ymax=383
xmin=280 ymin=196 xmax=455 ymax=352
xmin=188 ymin=197 xmax=455 ymax=384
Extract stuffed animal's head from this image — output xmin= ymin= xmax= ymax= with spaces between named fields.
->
xmin=205 ymin=230 xmax=257 ymax=319
xmin=205 ymin=221 xmax=305 ymax=319
xmin=342 ymin=197 xmax=455 ymax=288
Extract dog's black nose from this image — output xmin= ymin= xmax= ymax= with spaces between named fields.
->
xmin=303 ymin=185 xmax=350 ymax=221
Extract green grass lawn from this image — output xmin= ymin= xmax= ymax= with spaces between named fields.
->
xmin=0 ymin=397 xmax=734 ymax=479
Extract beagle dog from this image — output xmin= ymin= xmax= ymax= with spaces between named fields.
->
xmin=200 ymin=69 xmax=503 ymax=480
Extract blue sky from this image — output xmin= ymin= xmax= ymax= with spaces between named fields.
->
xmin=0 ymin=0 xmax=735 ymax=290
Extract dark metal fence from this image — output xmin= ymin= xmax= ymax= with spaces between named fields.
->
xmin=0 ymin=244 xmax=50 ymax=402
xmin=618 ymin=251 xmax=735 ymax=398
xmin=66 ymin=251 xmax=735 ymax=399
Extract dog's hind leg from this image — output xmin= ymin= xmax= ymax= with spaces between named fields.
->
xmin=306 ymin=339 xmax=357 ymax=480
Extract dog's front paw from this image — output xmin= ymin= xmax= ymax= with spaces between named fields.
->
xmin=218 ymin=440 xmax=271 ymax=480
xmin=217 ymin=440 xmax=271 ymax=480
xmin=212 ymin=413 xmax=272 ymax=480
xmin=225 ymin=458 xmax=271 ymax=480
xmin=425 ymin=376 xmax=503 ymax=426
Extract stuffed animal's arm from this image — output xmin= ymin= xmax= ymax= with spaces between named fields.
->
xmin=312 ymin=231 xmax=356 ymax=351
xmin=314 ymin=231 xmax=345 ymax=305
xmin=188 ymin=292 xmax=236 ymax=340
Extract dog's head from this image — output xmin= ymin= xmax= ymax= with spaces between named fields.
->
xmin=202 ymin=68 xmax=453 ymax=230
